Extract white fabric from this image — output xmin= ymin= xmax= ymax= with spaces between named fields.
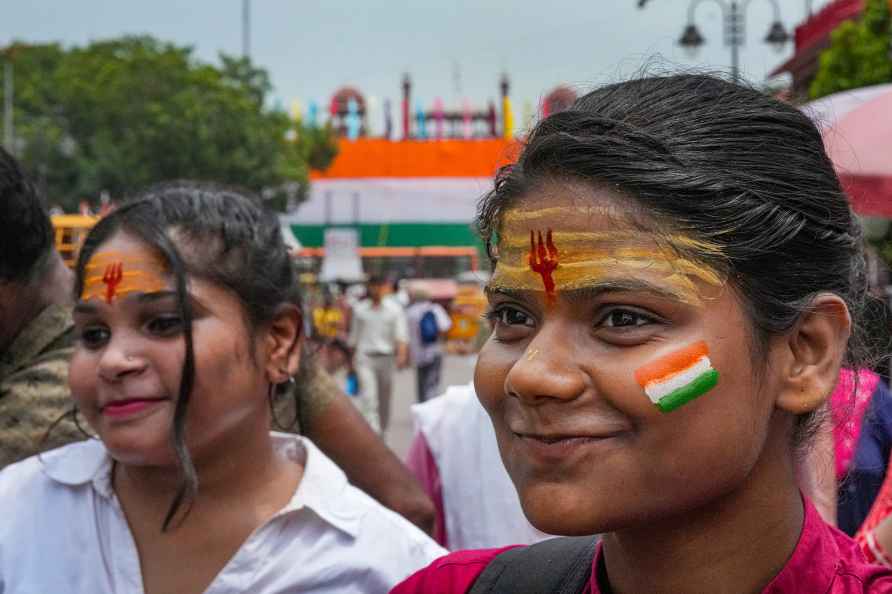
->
xmin=284 ymin=178 xmax=491 ymax=224
xmin=406 ymin=301 xmax=452 ymax=366
xmin=0 ymin=433 xmax=445 ymax=594
xmin=349 ymin=297 xmax=408 ymax=355
xmin=412 ymin=383 xmax=552 ymax=550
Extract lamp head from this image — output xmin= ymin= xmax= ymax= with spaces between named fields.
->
xmin=765 ymin=21 xmax=790 ymax=52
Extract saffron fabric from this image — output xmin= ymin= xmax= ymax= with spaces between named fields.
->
xmin=390 ymin=497 xmax=892 ymax=594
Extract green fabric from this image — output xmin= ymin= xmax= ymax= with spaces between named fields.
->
xmin=290 ymin=223 xmax=483 ymax=249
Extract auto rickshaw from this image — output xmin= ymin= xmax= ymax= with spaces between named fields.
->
xmin=51 ymin=214 xmax=97 ymax=268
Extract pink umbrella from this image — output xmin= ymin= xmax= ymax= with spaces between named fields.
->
xmin=804 ymin=84 xmax=892 ymax=217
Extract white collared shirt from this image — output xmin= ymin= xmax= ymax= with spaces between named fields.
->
xmin=0 ymin=433 xmax=445 ymax=593
xmin=348 ymin=297 xmax=409 ymax=356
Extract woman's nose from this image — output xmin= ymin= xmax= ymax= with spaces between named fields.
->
xmin=97 ymin=338 xmax=147 ymax=382
xmin=504 ymin=325 xmax=586 ymax=405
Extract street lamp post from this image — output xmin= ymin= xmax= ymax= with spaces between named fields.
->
xmin=242 ymin=0 xmax=251 ymax=59
xmin=677 ymin=0 xmax=790 ymax=81
xmin=3 ymin=58 xmax=12 ymax=154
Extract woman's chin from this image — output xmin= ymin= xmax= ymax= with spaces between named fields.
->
xmin=518 ymin=484 xmax=611 ymax=536
xmin=101 ymin=436 xmax=175 ymax=467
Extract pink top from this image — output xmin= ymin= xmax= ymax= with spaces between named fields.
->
xmin=390 ymin=498 xmax=892 ymax=593
xmin=405 ymin=431 xmax=448 ymax=547
xmin=831 ymin=368 xmax=881 ymax=480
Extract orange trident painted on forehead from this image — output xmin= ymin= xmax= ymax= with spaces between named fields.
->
xmin=528 ymin=229 xmax=559 ymax=304
xmin=102 ymin=262 xmax=124 ymax=304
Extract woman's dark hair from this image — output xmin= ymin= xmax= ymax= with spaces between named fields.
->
xmin=477 ymin=73 xmax=872 ymax=446
xmin=73 ymin=180 xmax=303 ymax=530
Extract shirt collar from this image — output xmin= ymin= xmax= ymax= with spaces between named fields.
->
xmin=276 ymin=433 xmax=362 ymax=538
xmin=0 ymin=303 xmax=73 ymax=379
xmin=40 ymin=438 xmax=115 ymax=498
xmin=591 ymin=496 xmax=838 ymax=594
xmin=41 ymin=432 xmax=362 ymax=539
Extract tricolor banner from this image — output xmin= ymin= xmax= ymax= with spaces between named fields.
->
xmin=634 ymin=341 xmax=719 ymax=413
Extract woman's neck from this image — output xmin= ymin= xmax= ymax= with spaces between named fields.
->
xmin=602 ymin=427 xmax=804 ymax=594
xmin=113 ymin=414 xmax=302 ymax=523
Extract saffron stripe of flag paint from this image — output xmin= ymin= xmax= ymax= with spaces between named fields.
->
xmin=634 ymin=341 xmax=719 ymax=413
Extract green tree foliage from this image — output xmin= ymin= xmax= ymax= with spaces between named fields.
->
xmin=810 ymin=0 xmax=892 ymax=100
xmin=0 ymin=36 xmax=336 ymax=211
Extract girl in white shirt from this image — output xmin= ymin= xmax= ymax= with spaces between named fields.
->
xmin=0 ymin=181 xmax=444 ymax=594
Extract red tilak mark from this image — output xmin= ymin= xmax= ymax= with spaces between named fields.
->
xmin=102 ymin=262 xmax=124 ymax=304
xmin=528 ymin=229 xmax=559 ymax=304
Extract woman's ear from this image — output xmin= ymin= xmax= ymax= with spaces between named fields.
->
xmin=775 ymin=294 xmax=851 ymax=415
xmin=264 ymin=304 xmax=303 ymax=384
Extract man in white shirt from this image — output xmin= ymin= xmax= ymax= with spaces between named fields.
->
xmin=405 ymin=286 xmax=452 ymax=402
xmin=349 ymin=276 xmax=409 ymax=433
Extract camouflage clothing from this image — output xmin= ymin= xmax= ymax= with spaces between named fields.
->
xmin=0 ymin=304 xmax=84 ymax=468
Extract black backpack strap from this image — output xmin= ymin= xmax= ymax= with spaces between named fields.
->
xmin=468 ymin=535 xmax=599 ymax=594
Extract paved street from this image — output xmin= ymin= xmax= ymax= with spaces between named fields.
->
xmin=385 ymin=353 xmax=478 ymax=459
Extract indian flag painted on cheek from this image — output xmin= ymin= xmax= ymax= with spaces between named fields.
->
xmin=634 ymin=341 xmax=719 ymax=413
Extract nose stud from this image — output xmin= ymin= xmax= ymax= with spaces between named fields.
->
xmin=526 ymin=348 xmax=540 ymax=361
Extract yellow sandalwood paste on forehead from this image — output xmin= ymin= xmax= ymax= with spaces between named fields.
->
xmin=491 ymin=207 xmax=724 ymax=304
xmin=81 ymin=250 xmax=169 ymax=304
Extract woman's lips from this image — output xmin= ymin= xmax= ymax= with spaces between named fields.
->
xmin=514 ymin=431 xmax=624 ymax=462
xmin=101 ymin=398 xmax=167 ymax=419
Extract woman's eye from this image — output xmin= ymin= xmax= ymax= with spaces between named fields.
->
xmin=491 ymin=306 xmax=535 ymax=328
xmin=147 ymin=316 xmax=183 ymax=336
xmin=601 ymin=309 xmax=653 ymax=329
xmin=77 ymin=326 xmax=110 ymax=349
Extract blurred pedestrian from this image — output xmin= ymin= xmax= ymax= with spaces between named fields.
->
xmin=406 ymin=285 xmax=452 ymax=402
xmin=349 ymin=275 xmax=409 ymax=432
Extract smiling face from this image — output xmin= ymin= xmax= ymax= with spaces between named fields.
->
xmin=475 ymin=180 xmax=790 ymax=535
xmin=69 ymin=231 xmax=273 ymax=467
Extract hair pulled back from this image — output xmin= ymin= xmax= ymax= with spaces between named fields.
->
xmin=477 ymin=74 xmax=871 ymax=443
xmin=74 ymin=180 xmax=302 ymax=530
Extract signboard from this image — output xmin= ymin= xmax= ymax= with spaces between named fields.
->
xmin=319 ymin=228 xmax=364 ymax=282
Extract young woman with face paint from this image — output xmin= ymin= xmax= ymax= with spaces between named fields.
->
xmin=0 ymin=182 xmax=444 ymax=594
xmin=391 ymin=74 xmax=892 ymax=593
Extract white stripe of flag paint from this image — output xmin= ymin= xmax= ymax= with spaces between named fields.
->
xmin=634 ymin=341 xmax=719 ymax=413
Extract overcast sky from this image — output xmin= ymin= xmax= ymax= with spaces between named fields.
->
xmin=4 ymin=1 xmax=833 ymax=121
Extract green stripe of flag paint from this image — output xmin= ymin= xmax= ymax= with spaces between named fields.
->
xmin=655 ymin=369 xmax=719 ymax=413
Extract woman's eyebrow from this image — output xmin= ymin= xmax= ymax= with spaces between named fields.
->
xmin=136 ymin=290 xmax=178 ymax=304
xmin=484 ymin=286 xmax=537 ymax=305
xmin=562 ymin=280 xmax=686 ymax=303
xmin=486 ymin=279 xmax=690 ymax=304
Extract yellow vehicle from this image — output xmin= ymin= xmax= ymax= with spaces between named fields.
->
xmin=447 ymin=283 xmax=489 ymax=352
xmin=51 ymin=214 xmax=97 ymax=268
